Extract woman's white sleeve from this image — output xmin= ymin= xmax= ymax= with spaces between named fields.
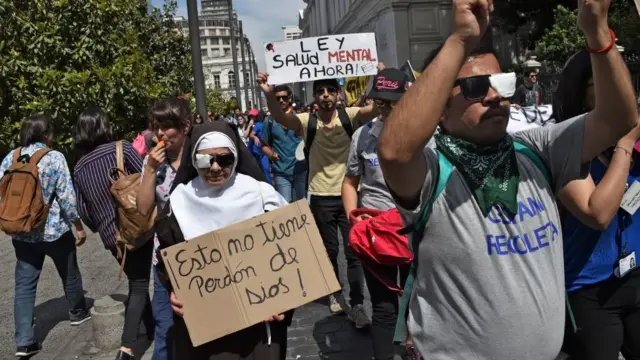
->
xmin=259 ymin=182 xmax=289 ymax=211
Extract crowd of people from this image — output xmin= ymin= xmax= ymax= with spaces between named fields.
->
xmin=1 ymin=0 xmax=639 ymax=359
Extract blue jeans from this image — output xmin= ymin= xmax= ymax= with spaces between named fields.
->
xmin=274 ymin=172 xmax=308 ymax=202
xmin=152 ymin=265 xmax=173 ymax=360
xmin=13 ymin=231 xmax=87 ymax=347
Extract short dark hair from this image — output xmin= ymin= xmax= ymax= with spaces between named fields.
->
xmin=149 ymin=97 xmax=192 ymax=130
xmin=553 ymin=50 xmax=592 ymax=122
xmin=74 ymin=106 xmax=113 ymax=158
xmin=421 ymin=31 xmax=497 ymax=72
xmin=20 ymin=113 xmax=54 ymax=147
xmin=274 ymin=85 xmax=292 ymax=97
xmin=524 ymin=70 xmax=537 ymax=77
xmin=313 ymin=78 xmax=340 ymax=92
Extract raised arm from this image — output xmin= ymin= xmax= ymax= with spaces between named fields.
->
xmin=137 ymin=144 xmax=166 ymax=216
xmin=559 ymin=121 xmax=640 ymax=230
xmin=579 ymin=0 xmax=637 ymax=163
xmin=352 ymin=101 xmax=379 ymax=128
xmin=257 ymin=72 xmax=303 ymax=136
xmin=378 ymin=0 xmax=490 ymax=208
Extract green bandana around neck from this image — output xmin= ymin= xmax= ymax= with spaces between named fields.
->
xmin=434 ymin=132 xmax=520 ymax=216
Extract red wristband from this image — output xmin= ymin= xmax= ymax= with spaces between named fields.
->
xmin=585 ymin=29 xmax=616 ymax=54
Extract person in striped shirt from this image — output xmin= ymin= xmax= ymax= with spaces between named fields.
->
xmin=73 ymin=106 xmax=153 ymax=360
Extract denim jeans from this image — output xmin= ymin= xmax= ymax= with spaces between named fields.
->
xmin=152 ymin=265 xmax=173 ymax=360
xmin=13 ymin=231 xmax=88 ymax=347
xmin=274 ymin=171 xmax=307 ymax=202
xmin=309 ymin=195 xmax=365 ymax=306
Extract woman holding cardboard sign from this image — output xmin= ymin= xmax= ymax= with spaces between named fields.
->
xmin=155 ymin=120 xmax=292 ymax=360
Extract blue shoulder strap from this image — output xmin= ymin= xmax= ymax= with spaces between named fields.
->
xmin=393 ymin=141 xmax=553 ymax=343
xmin=393 ymin=151 xmax=453 ymax=343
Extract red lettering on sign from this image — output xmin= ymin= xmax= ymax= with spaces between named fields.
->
xmin=327 ymin=49 xmax=375 ymax=63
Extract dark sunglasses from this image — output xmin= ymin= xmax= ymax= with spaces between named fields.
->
xmin=195 ymin=153 xmax=235 ymax=169
xmin=374 ymin=99 xmax=397 ymax=108
xmin=454 ymin=75 xmax=493 ymax=101
xmin=453 ymin=73 xmax=516 ymax=101
xmin=314 ymin=87 xmax=337 ymax=96
xmin=276 ymin=95 xmax=290 ymax=101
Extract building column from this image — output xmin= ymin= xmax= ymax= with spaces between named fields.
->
xmin=318 ymin=0 xmax=328 ymax=35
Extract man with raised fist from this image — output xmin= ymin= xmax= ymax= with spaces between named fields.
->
xmin=379 ymin=0 xmax=636 ymax=358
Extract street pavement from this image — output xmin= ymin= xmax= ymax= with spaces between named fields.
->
xmin=0 ymin=231 xmax=125 ymax=360
xmin=0 ymin=230 xmax=378 ymax=360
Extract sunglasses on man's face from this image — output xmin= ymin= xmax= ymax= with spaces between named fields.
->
xmin=314 ymin=87 xmax=337 ymax=96
xmin=276 ymin=95 xmax=289 ymax=101
xmin=195 ymin=153 xmax=235 ymax=169
xmin=453 ymin=72 xmax=516 ymax=101
xmin=374 ymin=99 xmax=397 ymax=108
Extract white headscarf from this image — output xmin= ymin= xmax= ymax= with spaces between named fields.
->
xmin=171 ymin=131 xmax=288 ymax=241
xmin=192 ymin=131 xmax=238 ymax=176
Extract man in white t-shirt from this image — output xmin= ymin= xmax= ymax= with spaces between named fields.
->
xmin=378 ymin=0 xmax=638 ymax=359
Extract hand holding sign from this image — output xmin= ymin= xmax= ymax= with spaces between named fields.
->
xmin=257 ymin=72 xmax=274 ymax=95
xmin=578 ymin=0 xmax=612 ymax=49
xmin=451 ymin=0 xmax=493 ymax=54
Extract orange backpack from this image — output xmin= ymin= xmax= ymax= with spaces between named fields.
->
xmin=0 ymin=148 xmax=53 ymax=235
xmin=109 ymin=141 xmax=155 ymax=263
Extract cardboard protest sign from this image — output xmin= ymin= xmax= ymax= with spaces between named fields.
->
xmin=265 ymin=33 xmax=378 ymax=85
xmin=161 ymin=200 xmax=341 ymax=347
xmin=635 ymin=0 xmax=640 ymax=17
xmin=344 ymin=76 xmax=372 ymax=105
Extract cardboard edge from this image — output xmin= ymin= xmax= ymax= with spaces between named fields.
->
xmin=295 ymin=200 xmax=342 ymax=294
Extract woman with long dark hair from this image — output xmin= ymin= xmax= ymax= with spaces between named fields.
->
xmin=555 ymin=50 xmax=640 ymax=360
xmin=0 ymin=114 xmax=89 ymax=358
xmin=73 ymin=106 xmax=154 ymax=360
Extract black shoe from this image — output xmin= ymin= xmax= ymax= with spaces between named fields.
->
xmin=115 ymin=350 xmax=135 ymax=360
xmin=70 ymin=311 xmax=92 ymax=326
xmin=16 ymin=343 xmax=41 ymax=357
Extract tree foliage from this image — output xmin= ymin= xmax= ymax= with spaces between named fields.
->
xmin=205 ymin=89 xmax=231 ymax=117
xmin=534 ymin=2 xmax=640 ymax=72
xmin=492 ymin=0 xmax=574 ymax=48
xmin=534 ymin=5 xmax=583 ymax=72
xmin=0 ymin=0 xmax=193 ymax=159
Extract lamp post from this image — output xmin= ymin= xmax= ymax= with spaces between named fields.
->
xmin=239 ymin=21 xmax=251 ymax=110
xmin=228 ymin=0 xmax=242 ymax=107
xmin=186 ymin=0 xmax=207 ymax=121
xmin=523 ymin=56 xmax=542 ymax=73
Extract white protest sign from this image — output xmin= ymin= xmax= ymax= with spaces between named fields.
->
xmin=265 ymin=33 xmax=378 ymax=85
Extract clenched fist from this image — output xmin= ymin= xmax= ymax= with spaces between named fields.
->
xmin=450 ymin=0 xmax=494 ymax=54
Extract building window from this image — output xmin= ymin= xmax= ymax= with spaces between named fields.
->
xmin=228 ymin=71 xmax=235 ymax=87
xmin=200 ymin=38 xmax=207 ymax=46
xmin=211 ymin=50 xmax=219 ymax=57
xmin=201 ymin=49 xmax=208 ymax=58
xmin=199 ymin=29 xmax=205 ymax=36
xmin=245 ymin=72 xmax=250 ymax=86
xmin=222 ymin=38 xmax=230 ymax=45
xmin=214 ymin=74 xmax=221 ymax=89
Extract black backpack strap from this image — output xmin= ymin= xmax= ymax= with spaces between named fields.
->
xmin=338 ymin=108 xmax=354 ymax=138
xmin=304 ymin=113 xmax=318 ymax=160
xmin=267 ymin=119 xmax=274 ymax=147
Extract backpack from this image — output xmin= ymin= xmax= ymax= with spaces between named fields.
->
xmin=392 ymin=140 xmax=554 ymax=344
xmin=303 ymin=109 xmax=354 ymax=161
xmin=348 ymin=208 xmax=413 ymax=294
xmin=0 ymin=148 xmax=54 ymax=235
xmin=108 ymin=141 xmax=155 ymax=271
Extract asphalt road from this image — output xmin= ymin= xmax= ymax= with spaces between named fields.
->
xmin=0 ymin=231 xmax=124 ymax=360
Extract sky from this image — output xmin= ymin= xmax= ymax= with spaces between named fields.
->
xmin=150 ymin=0 xmax=306 ymax=70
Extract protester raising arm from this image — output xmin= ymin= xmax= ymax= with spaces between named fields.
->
xmin=137 ymin=142 xmax=166 ymax=216
xmin=258 ymin=73 xmax=304 ymax=136
xmin=378 ymin=0 xmax=492 ymax=209
xmin=579 ymin=0 xmax=637 ymax=163
xmin=559 ymin=121 xmax=640 ymax=230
